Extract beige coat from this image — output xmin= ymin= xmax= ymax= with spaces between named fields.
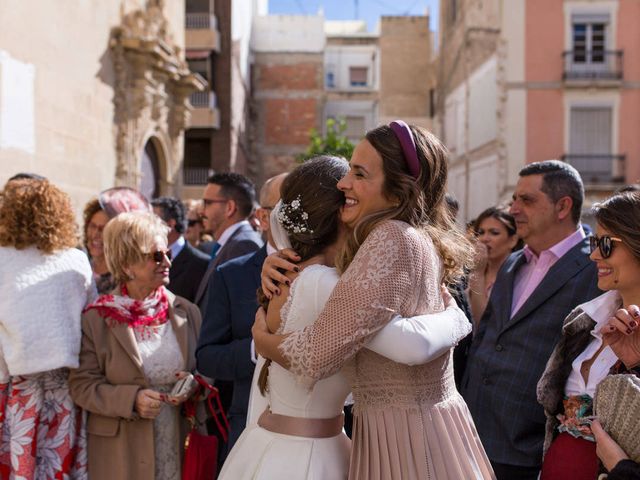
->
xmin=68 ymin=291 xmax=202 ymax=480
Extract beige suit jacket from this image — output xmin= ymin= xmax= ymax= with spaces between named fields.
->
xmin=68 ymin=291 xmax=201 ymax=480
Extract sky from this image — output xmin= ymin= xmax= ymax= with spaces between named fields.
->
xmin=267 ymin=0 xmax=440 ymax=33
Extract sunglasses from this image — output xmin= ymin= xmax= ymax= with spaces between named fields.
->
xmin=589 ymin=235 xmax=623 ymax=259
xmin=146 ymin=249 xmax=172 ymax=264
xmin=187 ymin=219 xmax=202 ymax=227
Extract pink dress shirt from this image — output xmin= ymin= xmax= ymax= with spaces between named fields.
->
xmin=510 ymin=227 xmax=586 ymax=318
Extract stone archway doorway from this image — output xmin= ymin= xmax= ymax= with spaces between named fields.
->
xmin=140 ymin=139 xmax=161 ymax=199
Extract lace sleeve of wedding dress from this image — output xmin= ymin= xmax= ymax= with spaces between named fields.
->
xmin=368 ymin=306 xmax=472 ymax=366
xmin=279 ymin=220 xmax=438 ymax=384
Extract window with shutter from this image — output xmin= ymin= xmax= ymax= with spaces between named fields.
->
xmin=349 ymin=67 xmax=368 ymax=87
xmin=568 ymin=106 xmax=615 ymax=182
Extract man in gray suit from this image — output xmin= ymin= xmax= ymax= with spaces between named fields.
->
xmin=461 ymin=160 xmax=601 ymax=480
xmin=194 ymin=172 xmax=263 ymax=314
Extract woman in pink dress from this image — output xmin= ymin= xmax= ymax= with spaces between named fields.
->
xmin=253 ymin=121 xmax=495 ymax=479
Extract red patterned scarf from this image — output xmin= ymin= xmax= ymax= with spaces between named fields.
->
xmin=84 ymin=284 xmax=169 ymax=329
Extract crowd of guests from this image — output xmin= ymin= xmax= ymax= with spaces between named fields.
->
xmin=0 ymin=123 xmax=639 ymax=480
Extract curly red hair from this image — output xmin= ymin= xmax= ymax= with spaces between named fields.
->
xmin=0 ymin=179 xmax=78 ymax=253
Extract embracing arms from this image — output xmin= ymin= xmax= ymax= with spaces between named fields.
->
xmin=253 ymin=222 xmax=471 ymax=383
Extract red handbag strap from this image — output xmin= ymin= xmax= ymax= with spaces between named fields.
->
xmin=194 ymin=375 xmax=230 ymax=443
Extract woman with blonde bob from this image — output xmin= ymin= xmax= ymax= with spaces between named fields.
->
xmin=69 ymin=211 xmax=201 ymax=480
xmin=0 ymin=178 xmax=94 ymax=478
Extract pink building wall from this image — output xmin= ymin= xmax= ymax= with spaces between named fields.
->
xmin=524 ymin=0 xmax=640 ymax=184
xmin=526 ymin=91 xmax=564 ymax=163
xmin=525 ymin=0 xmax=564 ymax=164
xmin=618 ymin=0 xmax=640 ymax=183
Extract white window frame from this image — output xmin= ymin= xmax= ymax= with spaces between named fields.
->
xmin=564 ymin=2 xmax=617 ymax=53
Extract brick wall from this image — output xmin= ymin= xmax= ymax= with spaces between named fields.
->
xmin=257 ymin=63 xmax=321 ymax=90
xmin=264 ymin=98 xmax=319 ymax=145
xmin=251 ymin=51 xmax=324 ymax=184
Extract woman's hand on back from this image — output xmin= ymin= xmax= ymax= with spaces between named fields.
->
xmin=261 ymin=249 xmax=301 ymax=298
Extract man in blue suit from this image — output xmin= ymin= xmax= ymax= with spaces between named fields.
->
xmin=196 ymin=173 xmax=287 ymax=453
xmin=194 ymin=172 xmax=264 ymax=315
xmin=461 ymin=161 xmax=602 ymax=479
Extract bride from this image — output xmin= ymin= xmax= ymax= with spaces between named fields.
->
xmin=219 ymin=156 xmax=471 ymax=479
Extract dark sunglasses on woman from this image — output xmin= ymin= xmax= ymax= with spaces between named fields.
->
xmin=147 ymin=249 xmax=172 ymax=264
xmin=589 ymin=235 xmax=623 ymax=259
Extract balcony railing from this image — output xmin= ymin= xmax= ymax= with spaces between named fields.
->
xmin=183 ymin=166 xmax=213 ymax=185
xmin=186 ymin=13 xmax=217 ymax=30
xmin=190 ymin=90 xmax=216 ymax=109
xmin=563 ymin=50 xmax=623 ymax=81
xmin=561 ymin=154 xmax=625 ymax=184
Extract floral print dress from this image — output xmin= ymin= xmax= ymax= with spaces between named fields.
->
xmin=0 ymin=368 xmax=87 ymax=479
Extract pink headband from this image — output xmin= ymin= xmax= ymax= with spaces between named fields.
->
xmin=389 ymin=120 xmax=420 ymax=179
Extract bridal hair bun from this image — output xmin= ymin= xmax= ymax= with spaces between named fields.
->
xmin=594 ymin=374 xmax=640 ymax=462
xmin=276 ymin=195 xmax=314 ymax=235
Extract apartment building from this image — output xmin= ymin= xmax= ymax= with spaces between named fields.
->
xmin=250 ymin=15 xmax=325 ymax=182
xmin=181 ymin=0 xmax=262 ymax=198
xmin=249 ymin=12 xmax=435 ymax=181
xmin=324 ymin=15 xmax=435 ymax=143
xmin=437 ymin=0 xmax=640 ymax=221
xmin=324 ymin=20 xmax=379 ymax=143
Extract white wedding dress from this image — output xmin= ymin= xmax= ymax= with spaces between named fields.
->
xmin=219 ymin=265 xmax=351 ymax=479
xmin=219 ymin=262 xmax=472 ymax=479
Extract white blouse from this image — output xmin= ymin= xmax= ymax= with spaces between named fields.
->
xmin=565 ymin=290 xmax=621 ymax=397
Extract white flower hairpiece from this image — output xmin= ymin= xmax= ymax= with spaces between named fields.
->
xmin=276 ymin=195 xmax=314 ymax=234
